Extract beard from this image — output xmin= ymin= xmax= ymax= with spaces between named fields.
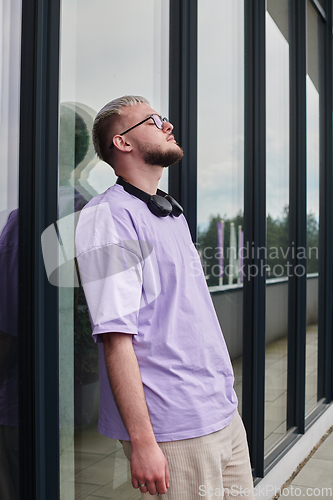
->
xmin=137 ymin=142 xmax=184 ymax=167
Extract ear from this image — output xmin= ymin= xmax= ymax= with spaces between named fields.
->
xmin=112 ymin=134 xmax=133 ymax=152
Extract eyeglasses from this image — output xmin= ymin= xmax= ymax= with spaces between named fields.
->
xmin=109 ymin=114 xmax=169 ymax=149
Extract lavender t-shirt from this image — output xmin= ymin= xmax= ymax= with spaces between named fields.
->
xmin=75 ymin=184 xmax=237 ymax=442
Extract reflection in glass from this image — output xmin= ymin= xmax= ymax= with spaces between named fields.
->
xmin=197 ymin=0 xmax=244 ymax=413
xmin=0 ymin=0 xmax=22 ymax=497
xmin=305 ymin=0 xmax=320 ymax=416
xmin=0 ymin=211 xmax=19 ymax=500
xmin=264 ymin=1 xmax=290 ymax=454
xmin=58 ymin=1 xmax=170 ymax=498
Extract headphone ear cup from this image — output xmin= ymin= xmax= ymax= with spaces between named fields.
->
xmin=117 ymin=177 xmax=183 ymax=218
xmin=148 ymin=195 xmax=173 ymax=217
xmin=164 ymin=195 xmax=183 ymax=217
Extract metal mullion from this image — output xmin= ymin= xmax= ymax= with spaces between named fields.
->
xmin=317 ymin=0 xmax=333 ymax=402
xmin=19 ymin=0 xmax=61 ymax=498
xmin=287 ymin=0 xmax=307 ymax=434
xmin=326 ymin=9 xmax=333 ymax=400
xmin=169 ymin=0 xmax=198 ymax=241
xmin=243 ymin=0 xmax=266 ymax=479
xmin=34 ymin=0 xmax=61 ymax=497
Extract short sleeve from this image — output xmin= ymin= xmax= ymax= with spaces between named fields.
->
xmin=75 ymin=202 xmax=147 ymax=341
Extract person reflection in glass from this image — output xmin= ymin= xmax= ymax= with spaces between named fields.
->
xmin=0 ymin=103 xmax=98 ymax=500
xmin=58 ymin=103 xmax=99 ymax=424
xmin=0 ymin=208 xmax=19 ymax=500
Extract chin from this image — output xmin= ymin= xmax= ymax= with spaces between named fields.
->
xmin=141 ymin=141 xmax=184 ymax=167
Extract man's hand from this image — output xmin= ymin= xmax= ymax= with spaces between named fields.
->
xmin=131 ymin=440 xmax=170 ymax=496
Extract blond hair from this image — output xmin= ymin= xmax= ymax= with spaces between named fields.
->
xmin=92 ymin=95 xmax=150 ymax=160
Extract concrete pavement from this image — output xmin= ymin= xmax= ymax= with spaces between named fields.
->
xmin=276 ymin=428 xmax=333 ymax=500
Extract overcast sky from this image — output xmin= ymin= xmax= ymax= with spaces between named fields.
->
xmin=0 ymin=0 xmax=320 ymax=234
xmin=59 ymin=0 xmax=320 ymax=229
xmin=59 ymin=0 xmax=170 ymax=194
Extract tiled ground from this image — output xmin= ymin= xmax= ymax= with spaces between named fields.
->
xmin=74 ymin=431 xmax=139 ymax=499
xmin=73 ymin=325 xmax=319 ymax=499
xmin=232 ymin=324 xmax=318 ymax=454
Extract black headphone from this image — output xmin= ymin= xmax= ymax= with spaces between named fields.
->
xmin=116 ymin=177 xmax=183 ymax=218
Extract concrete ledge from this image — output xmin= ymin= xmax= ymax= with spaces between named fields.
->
xmin=255 ymin=404 xmax=333 ymax=500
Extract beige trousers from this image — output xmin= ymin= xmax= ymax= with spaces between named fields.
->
xmin=122 ymin=410 xmax=255 ymax=500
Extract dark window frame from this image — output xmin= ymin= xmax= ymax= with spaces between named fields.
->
xmin=17 ymin=0 xmax=333 ymax=496
xmin=169 ymin=0 xmax=198 ymax=242
xmin=19 ymin=0 xmax=61 ymax=498
xmin=242 ymin=0 xmax=266 ymax=479
xmin=317 ymin=0 xmax=333 ymax=405
xmin=171 ymin=0 xmax=333 ymax=481
xmin=243 ymin=0 xmax=333 ymax=478
xmin=287 ymin=0 xmax=307 ymax=438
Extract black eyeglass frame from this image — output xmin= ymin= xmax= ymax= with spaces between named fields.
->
xmin=108 ymin=114 xmax=168 ymax=149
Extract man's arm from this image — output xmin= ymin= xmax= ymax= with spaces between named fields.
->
xmin=102 ymin=332 xmax=170 ymax=496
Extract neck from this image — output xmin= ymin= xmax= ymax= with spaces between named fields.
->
xmin=119 ymin=166 xmax=163 ymax=195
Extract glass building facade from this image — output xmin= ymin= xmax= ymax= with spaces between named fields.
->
xmin=1 ymin=0 xmax=333 ymax=498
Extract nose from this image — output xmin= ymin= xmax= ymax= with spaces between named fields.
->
xmin=162 ymin=119 xmax=173 ymax=133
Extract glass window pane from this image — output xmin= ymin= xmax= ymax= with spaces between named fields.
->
xmin=0 ymin=0 xmax=22 ymax=498
xmin=305 ymin=0 xmax=321 ymax=416
xmin=197 ymin=0 xmax=244 ymax=413
xmin=264 ymin=0 xmax=290 ymax=454
xmin=58 ymin=1 xmax=170 ymax=498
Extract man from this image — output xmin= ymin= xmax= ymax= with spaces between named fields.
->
xmin=75 ymin=95 xmax=254 ymax=499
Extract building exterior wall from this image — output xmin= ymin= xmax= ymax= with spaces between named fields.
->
xmin=212 ymin=276 xmax=319 ymax=360
xmin=1 ymin=0 xmax=332 ymax=498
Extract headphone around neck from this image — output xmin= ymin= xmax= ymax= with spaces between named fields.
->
xmin=116 ymin=177 xmax=183 ymax=218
